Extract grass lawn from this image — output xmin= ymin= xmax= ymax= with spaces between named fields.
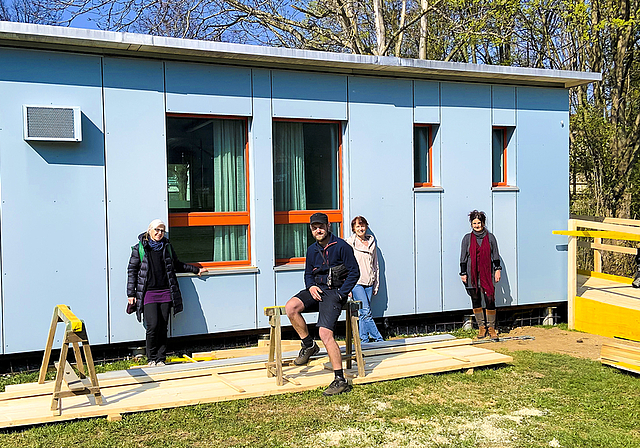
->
xmin=1 ymin=348 xmax=639 ymax=447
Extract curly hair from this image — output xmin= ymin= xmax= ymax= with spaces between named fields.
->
xmin=468 ymin=210 xmax=486 ymax=225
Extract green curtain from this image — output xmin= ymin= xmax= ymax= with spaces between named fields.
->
xmin=274 ymin=122 xmax=308 ymax=259
xmin=213 ymin=120 xmax=247 ymax=261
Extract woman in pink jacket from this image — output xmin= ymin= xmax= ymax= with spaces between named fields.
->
xmin=346 ymin=216 xmax=384 ymax=343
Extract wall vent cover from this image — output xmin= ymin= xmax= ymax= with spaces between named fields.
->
xmin=23 ymin=106 xmax=82 ymax=142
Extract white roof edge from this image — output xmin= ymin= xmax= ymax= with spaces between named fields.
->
xmin=0 ymin=21 xmax=602 ymax=88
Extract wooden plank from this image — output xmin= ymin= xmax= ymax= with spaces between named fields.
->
xmin=0 ymin=341 xmax=512 ymax=429
xmin=574 ymin=294 xmax=640 ymax=341
xmin=572 ymin=217 xmax=640 ymax=232
xmin=554 ymin=229 xmax=640 ymax=242
xmin=578 ymin=270 xmax=633 ymax=285
xmin=600 ymin=342 xmax=640 ymax=373
xmin=577 ymin=241 xmax=637 ymax=256
xmin=212 ymin=373 xmax=246 ymax=393
xmin=56 ymin=305 xmax=83 ymax=333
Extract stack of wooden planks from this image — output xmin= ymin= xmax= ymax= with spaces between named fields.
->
xmin=0 ymin=335 xmax=512 ymax=429
xmin=576 ymin=274 xmax=640 ymax=341
xmin=600 ymin=342 xmax=640 ymax=374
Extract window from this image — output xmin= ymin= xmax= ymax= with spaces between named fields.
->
xmin=414 ymin=125 xmax=432 ymax=187
xmin=492 ymin=127 xmax=507 ymax=186
xmin=273 ymin=120 xmax=342 ymax=264
xmin=166 ymin=114 xmax=250 ymax=267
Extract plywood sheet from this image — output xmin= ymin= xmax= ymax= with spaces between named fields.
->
xmin=0 ymin=336 xmax=511 ymax=429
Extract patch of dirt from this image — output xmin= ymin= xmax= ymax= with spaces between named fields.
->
xmin=481 ymin=326 xmax=638 ymax=360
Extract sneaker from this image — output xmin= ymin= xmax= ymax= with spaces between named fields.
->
xmin=323 ymin=377 xmax=352 ymax=396
xmin=294 ymin=342 xmax=320 ymax=365
xmin=147 ymin=361 xmax=156 ymax=367
xmin=633 ymin=271 xmax=640 ymax=288
xmin=155 ymin=361 xmax=165 ymax=367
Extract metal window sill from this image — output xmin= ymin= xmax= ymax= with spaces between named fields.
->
xmin=177 ymin=266 xmax=259 ymax=277
xmin=414 ymin=186 xmax=444 ymax=193
xmin=491 ymin=186 xmax=520 ymax=192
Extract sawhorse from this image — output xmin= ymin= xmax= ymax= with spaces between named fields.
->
xmin=264 ymin=301 xmax=365 ymax=386
xmin=39 ymin=304 xmax=103 ymax=415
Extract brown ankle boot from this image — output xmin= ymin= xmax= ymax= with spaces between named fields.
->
xmin=472 ymin=308 xmax=486 ymax=338
xmin=486 ymin=310 xmax=499 ymax=341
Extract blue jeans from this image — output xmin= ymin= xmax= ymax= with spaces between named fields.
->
xmin=352 ymin=284 xmax=384 ymax=343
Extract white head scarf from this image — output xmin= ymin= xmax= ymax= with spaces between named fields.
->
xmin=147 ymin=219 xmax=166 ymax=237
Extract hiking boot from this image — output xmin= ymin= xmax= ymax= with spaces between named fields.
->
xmin=323 ymin=377 xmax=352 ymax=396
xmin=487 ymin=326 xmax=499 ymax=342
xmin=294 ymin=342 xmax=320 ymax=365
xmin=477 ymin=325 xmax=488 ymax=340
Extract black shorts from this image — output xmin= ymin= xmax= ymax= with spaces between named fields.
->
xmin=294 ymin=287 xmax=345 ymax=332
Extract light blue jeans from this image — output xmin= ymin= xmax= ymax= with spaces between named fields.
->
xmin=352 ymin=284 xmax=384 ymax=343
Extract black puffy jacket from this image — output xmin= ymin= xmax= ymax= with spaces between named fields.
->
xmin=127 ymin=233 xmax=199 ymax=322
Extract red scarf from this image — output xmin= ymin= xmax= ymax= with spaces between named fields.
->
xmin=469 ymin=234 xmax=494 ymax=298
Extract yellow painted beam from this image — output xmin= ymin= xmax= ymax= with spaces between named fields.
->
xmin=553 ymin=230 xmax=640 ymax=242
xmin=574 ymin=295 xmax=640 ymax=341
xmin=56 ymin=305 xmax=83 ymax=333
xmin=577 ymin=269 xmax=633 ymax=284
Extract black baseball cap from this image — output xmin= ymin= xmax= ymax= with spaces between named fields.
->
xmin=309 ymin=212 xmax=329 ymax=225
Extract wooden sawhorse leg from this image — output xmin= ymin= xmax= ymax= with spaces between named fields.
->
xmin=344 ymin=301 xmax=365 ymax=378
xmin=265 ymin=306 xmax=286 ymax=386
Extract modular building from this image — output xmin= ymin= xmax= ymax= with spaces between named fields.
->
xmin=0 ymin=22 xmax=599 ymax=355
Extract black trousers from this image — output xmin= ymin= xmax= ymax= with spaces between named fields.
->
xmin=467 ymin=288 xmax=496 ymax=311
xmin=143 ymin=302 xmax=171 ymax=362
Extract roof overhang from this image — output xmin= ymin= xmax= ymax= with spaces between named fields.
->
xmin=0 ymin=21 xmax=601 ymax=88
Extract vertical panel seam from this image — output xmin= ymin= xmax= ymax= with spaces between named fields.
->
xmin=101 ymin=56 xmax=112 ymax=345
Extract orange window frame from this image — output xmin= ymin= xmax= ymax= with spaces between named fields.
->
xmin=414 ymin=124 xmax=433 ymax=188
xmin=273 ymin=118 xmax=343 ymax=266
xmin=167 ymin=113 xmax=251 ymax=268
xmin=492 ymin=127 xmax=507 ymax=187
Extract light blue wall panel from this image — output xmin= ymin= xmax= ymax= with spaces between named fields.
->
xmin=516 ymin=87 xmax=568 ymax=305
xmin=414 ymin=81 xmax=440 ymax=124
xmin=440 ymin=82 xmax=492 ymax=311
xmin=0 ymin=48 xmax=108 ymax=353
xmin=275 ymin=269 xmax=318 ymax=327
xmin=348 ymin=76 xmax=415 ymax=317
xmin=172 ymin=274 xmax=256 ymax=336
xmin=272 ymin=71 xmax=347 ymax=120
xmin=252 ymin=69 xmax=277 ymax=328
xmin=492 ymin=192 xmax=517 ymax=306
xmin=492 ymin=86 xmax=516 ymax=126
xmin=415 ymin=192 xmax=442 ymax=313
xmin=103 ymin=57 xmax=168 ymax=344
xmin=165 ymin=62 xmax=252 ymax=116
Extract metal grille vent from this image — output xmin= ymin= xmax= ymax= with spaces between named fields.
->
xmin=23 ymin=106 xmax=82 ymax=142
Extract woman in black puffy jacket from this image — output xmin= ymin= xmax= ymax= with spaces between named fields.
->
xmin=127 ymin=219 xmax=206 ymax=366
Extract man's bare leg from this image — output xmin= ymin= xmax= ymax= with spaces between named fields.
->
xmin=285 ymin=296 xmax=309 ymax=338
xmin=319 ymin=327 xmax=342 ymax=370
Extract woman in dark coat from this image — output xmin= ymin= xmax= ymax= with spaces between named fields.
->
xmin=127 ymin=219 xmax=206 ymax=366
xmin=459 ymin=210 xmax=502 ymax=341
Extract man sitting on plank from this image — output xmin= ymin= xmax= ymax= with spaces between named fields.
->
xmin=284 ymin=212 xmax=360 ymax=396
